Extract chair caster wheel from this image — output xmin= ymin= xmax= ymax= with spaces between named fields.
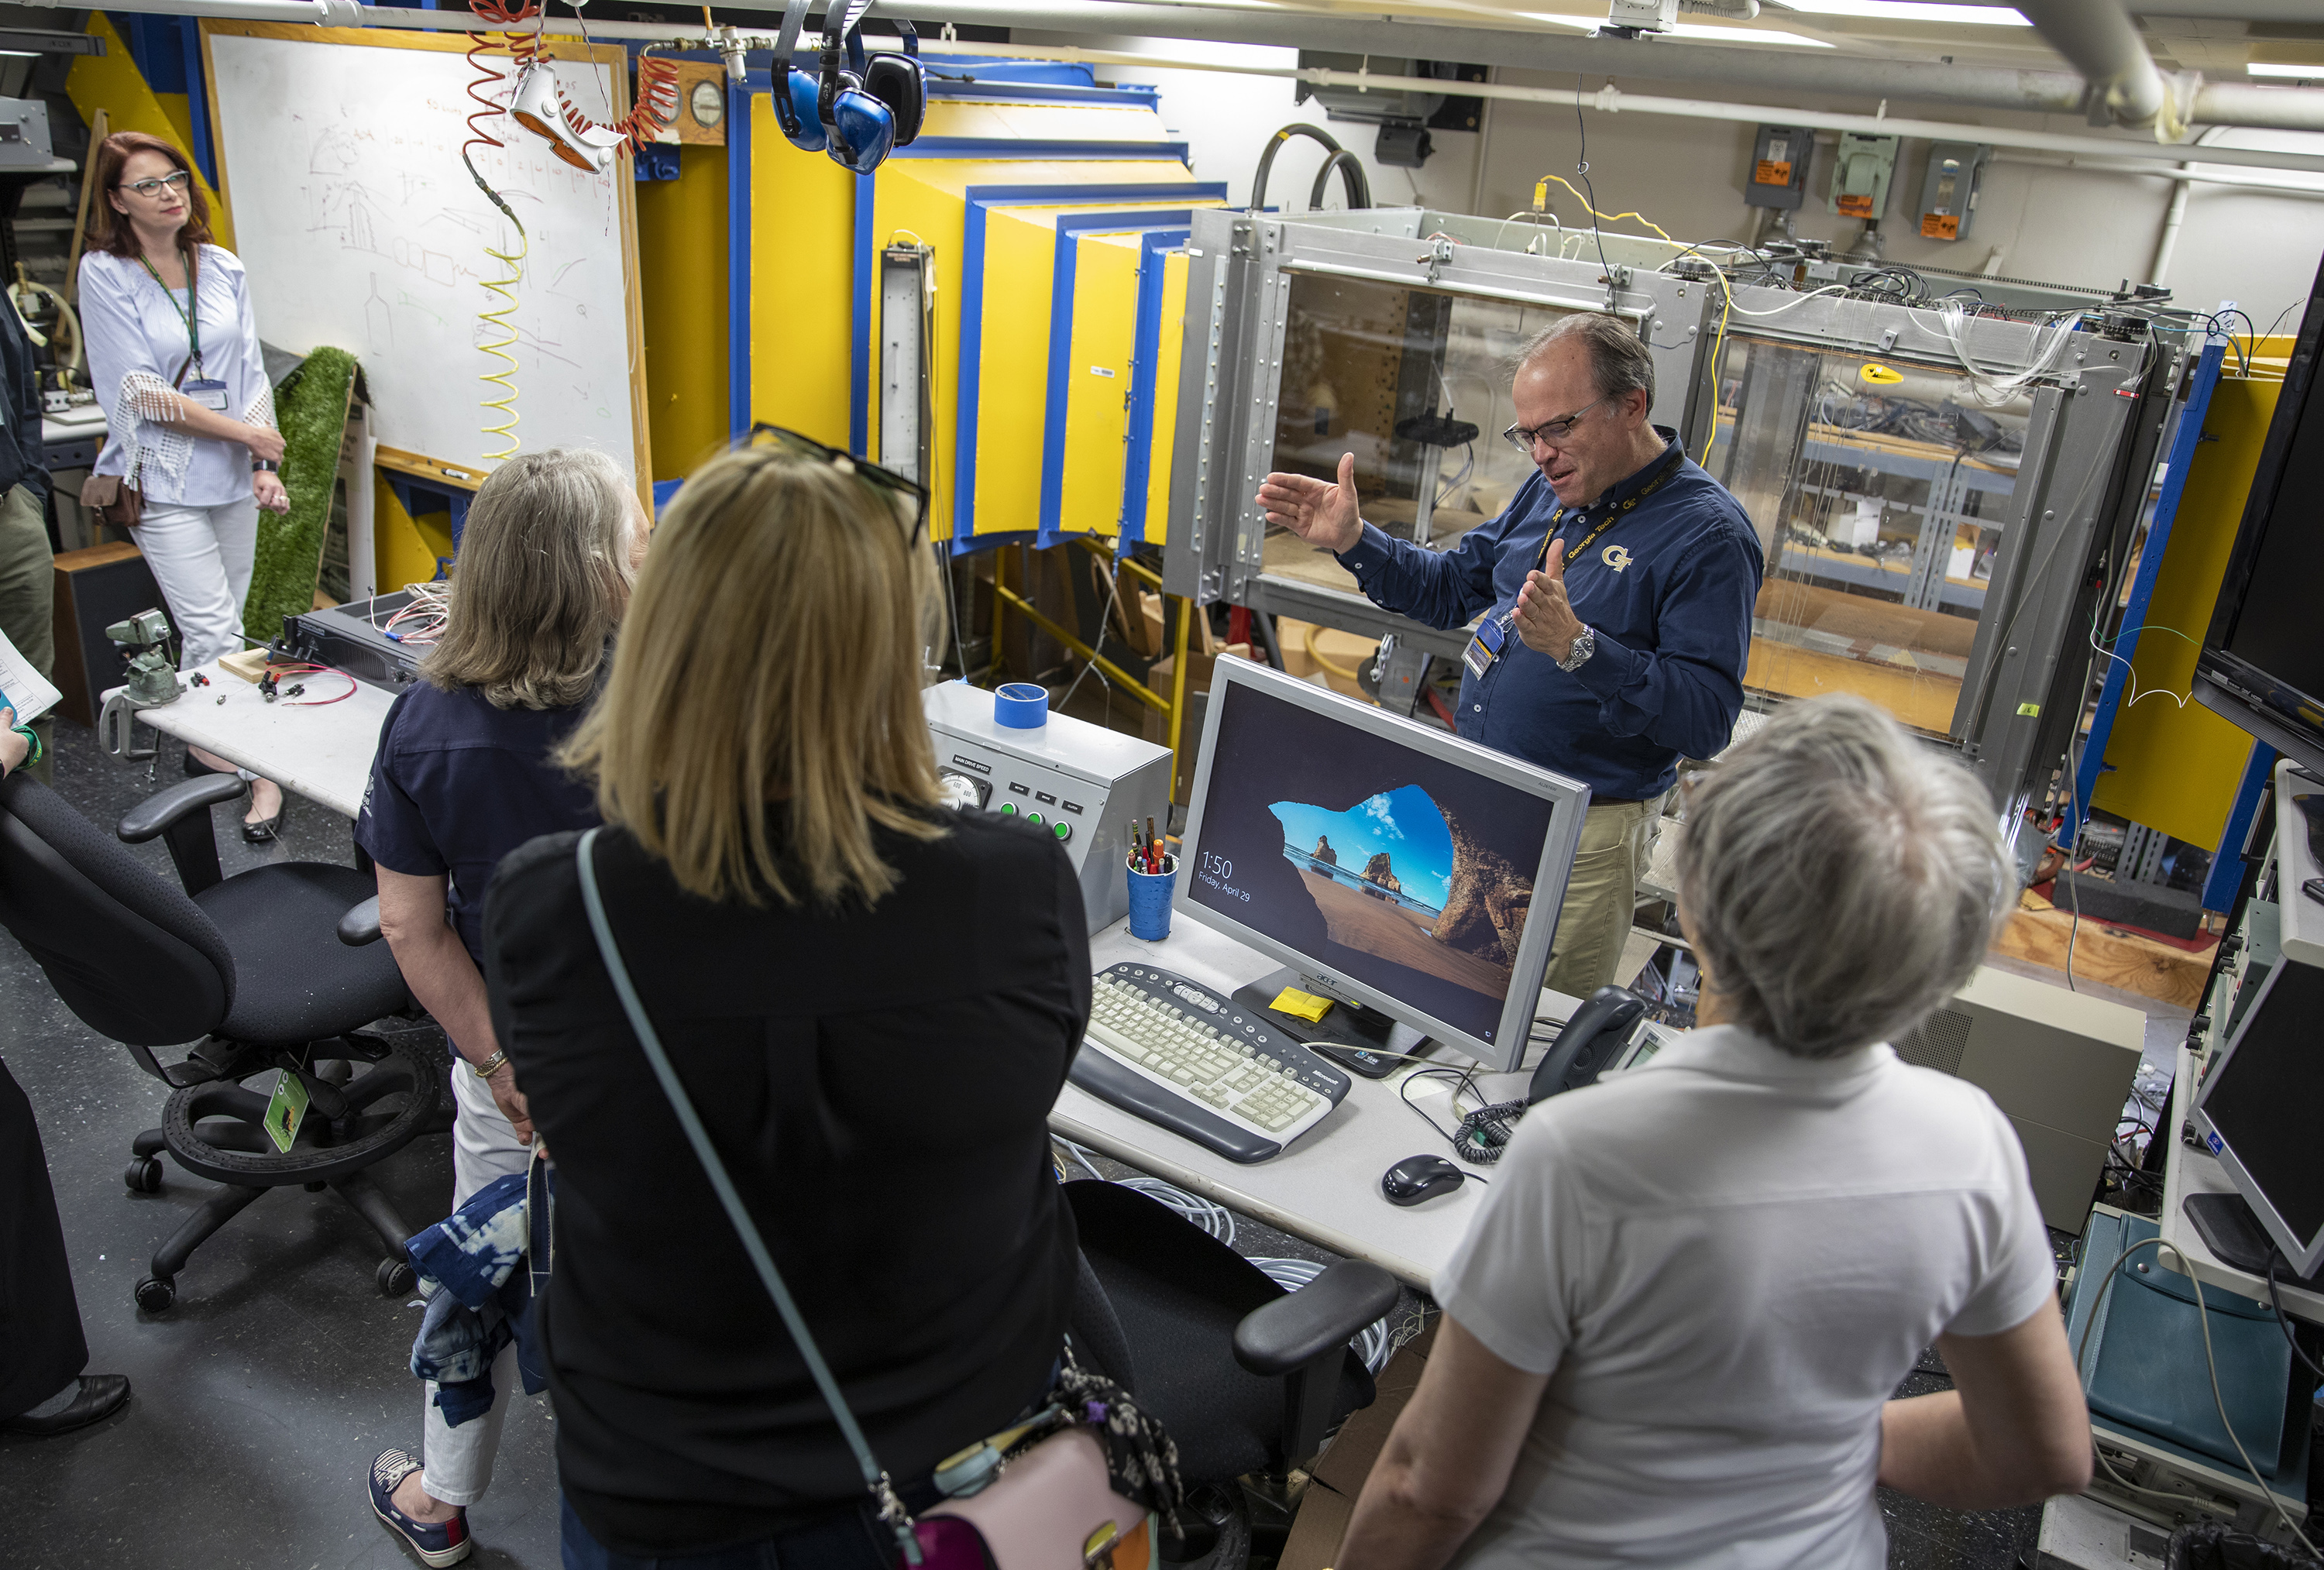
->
xmin=134 ymin=1276 xmax=175 ymax=1313
xmin=304 ymin=1180 xmax=328 ymax=1193
xmin=377 ymin=1259 xmax=415 ymax=1297
xmin=123 ymin=1156 xmax=164 ymax=1194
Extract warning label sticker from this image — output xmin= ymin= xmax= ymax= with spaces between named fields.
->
xmin=1754 ymin=159 xmax=1793 ymax=187
xmin=1836 ymin=194 xmax=1875 ymax=218
xmin=1921 ymin=213 xmax=1961 ymax=240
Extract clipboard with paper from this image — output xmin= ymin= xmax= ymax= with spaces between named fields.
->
xmin=0 ymin=624 xmax=61 ymax=724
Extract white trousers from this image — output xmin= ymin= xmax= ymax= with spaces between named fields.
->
xmin=418 ymin=1063 xmax=532 ymax=1507
xmin=132 ymin=498 xmax=258 ymax=671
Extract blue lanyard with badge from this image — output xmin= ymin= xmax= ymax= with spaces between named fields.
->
xmin=138 ymin=246 xmax=230 ymax=412
xmin=1461 ymin=452 xmax=1680 ymax=682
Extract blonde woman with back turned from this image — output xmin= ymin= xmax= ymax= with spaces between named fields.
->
xmin=358 ymin=448 xmax=645 ymax=1568
xmin=478 ymin=430 xmax=1087 ymax=1565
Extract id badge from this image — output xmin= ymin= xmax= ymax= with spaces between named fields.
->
xmin=184 ymin=378 xmax=230 ymax=412
xmin=263 ymin=1068 xmax=310 ymax=1153
xmin=1462 ymin=615 xmax=1509 ymax=681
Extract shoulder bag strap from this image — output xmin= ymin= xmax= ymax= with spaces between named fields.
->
xmin=573 ymin=828 xmax=924 ymax=1565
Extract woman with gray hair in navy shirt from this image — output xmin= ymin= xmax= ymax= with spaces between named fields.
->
xmin=355 ymin=448 xmax=648 ymax=1568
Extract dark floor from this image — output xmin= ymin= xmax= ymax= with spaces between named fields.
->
xmin=2 ymin=719 xmax=2040 ymax=1569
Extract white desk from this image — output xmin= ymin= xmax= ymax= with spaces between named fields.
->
xmin=115 ymin=657 xmax=396 ymax=819
xmin=1064 ymin=916 xmax=1563 ymax=1290
xmin=112 ymin=663 xmax=1552 ymax=1285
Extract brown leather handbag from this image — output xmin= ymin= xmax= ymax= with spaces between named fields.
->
xmin=81 ymin=355 xmax=194 ymax=529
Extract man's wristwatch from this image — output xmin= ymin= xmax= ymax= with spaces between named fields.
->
xmin=252 ymin=459 xmax=279 ymax=473
xmin=1557 ymin=626 xmax=1597 ymax=673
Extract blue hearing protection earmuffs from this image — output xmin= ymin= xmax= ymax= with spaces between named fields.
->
xmin=768 ymin=0 xmax=924 ymax=175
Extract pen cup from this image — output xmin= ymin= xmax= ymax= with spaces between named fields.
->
xmin=1126 ymin=853 xmax=1177 ymax=941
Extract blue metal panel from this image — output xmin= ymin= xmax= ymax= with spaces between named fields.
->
xmin=949 ymin=183 xmax=1226 ymax=543
xmin=1037 ymin=215 xmax=1190 ymax=542
xmin=727 ymin=76 xmax=764 ymax=441
xmin=920 ymin=57 xmax=1096 ymax=88
xmin=2203 ymin=741 xmax=2278 ymax=912
xmin=952 ymin=527 xmax=1038 ymax=557
xmin=178 ymin=19 xmax=215 ymax=188
xmin=1118 ymin=230 xmax=1179 ymax=545
xmin=851 ymin=168 xmax=875 ymax=457
xmin=2068 ymin=339 xmax=2227 ymax=845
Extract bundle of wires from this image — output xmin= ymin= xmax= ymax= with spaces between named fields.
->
xmin=1053 ymin=1139 xmax=1395 ymax=1375
xmin=374 ymin=582 xmax=452 ymax=647
xmin=266 ymin=661 xmax=360 ymax=707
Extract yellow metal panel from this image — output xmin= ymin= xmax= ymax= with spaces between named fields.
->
xmin=69 ymin=14 xmax=235 ymax=251
xmin=862 ymin=163 xmax=1198 ymax=542
xmin=2092 ymin=364 xmax=2286 ymax=849
xmin=638 ymin=143 xmax=730 ymax=481
xmin=373 ymin=476 xmax=454 ymax=593
xmin=914 ymin=100 xmax=1179 ymax=145
xmin=968 ymin=206 xmax=1071 ymax=536
xmin=1143 ymin=248 xmax=1191 ymax=548
xmin=750 ymin=93 xmax=854 ymax=449
xmin=1057 ymin=232 xmax=1144 ymax=539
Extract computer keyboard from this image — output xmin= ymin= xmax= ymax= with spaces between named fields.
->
xmin=1069 ymin=963 xmax=1352 ymax=1163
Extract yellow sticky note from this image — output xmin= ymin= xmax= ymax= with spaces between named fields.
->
xmin=1270 ymin=988 xmax=1334 ymax=1023
xmin=2017 ymin=702 xmax=2042 ymax=717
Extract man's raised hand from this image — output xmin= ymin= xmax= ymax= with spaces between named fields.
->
xmin=1256 ymin=451 xmax=1363 ymax=555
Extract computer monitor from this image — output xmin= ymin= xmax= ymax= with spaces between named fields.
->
xmin=2190 ymin=956 xmax=2324 ymax=1276
xmin=1175 ymin=658 xmax=1590 ymax=1073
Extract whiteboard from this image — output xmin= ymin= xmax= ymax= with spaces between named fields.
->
xmin=204 ymin=23 xmax=648 ymax=483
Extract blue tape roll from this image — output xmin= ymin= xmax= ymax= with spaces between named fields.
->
xmin=994 ymin=682 xmax=1049 ymax=730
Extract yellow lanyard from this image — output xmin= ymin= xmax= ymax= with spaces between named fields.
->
xmin=1534 ymin=448 xmax=1683 ymax=576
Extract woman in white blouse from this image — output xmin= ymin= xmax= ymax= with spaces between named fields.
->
xmin=81 ymin=132 xmax=290 ymax=840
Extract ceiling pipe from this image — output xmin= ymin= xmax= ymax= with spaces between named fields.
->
xmin=2015 ymin=0 xmax=2170 ymax=132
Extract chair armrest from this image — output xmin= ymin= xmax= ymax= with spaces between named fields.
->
xmin=118 ymin=775 xmax=248 ymax=843
xmin=338 ymin=895 xmax=383 ymax=946
xmin=119 ymin=775 xmax=246 ymax=898
xmin=1232 ymin=1259 xmax=1400 ymax=1377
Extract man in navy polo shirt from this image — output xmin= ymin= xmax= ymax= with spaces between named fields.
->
xmin=1257 ymin=313 xmax=1762 ymax=997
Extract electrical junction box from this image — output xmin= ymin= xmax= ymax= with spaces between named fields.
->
xmin=923 ymin=681 xmax=1172 ymax=936
xmin=1744 ymin=124 xmax=1812 ymax=211
xmin=1828 ymin=132 xmax=1899 ymax=222
xmin=0 ymin=98 xmax=53 ymax=169
xmin=1916 ymin=141 xmax=1991 ymax=241
xmin=1605 ymin=0 xmax=1679 ymax=30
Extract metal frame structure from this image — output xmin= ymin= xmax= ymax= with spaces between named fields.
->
xmin=1162 ymin=206 xmax=2182 ymax=835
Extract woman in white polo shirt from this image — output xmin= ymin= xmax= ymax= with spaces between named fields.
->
xmin=1337 ymin=692 xmax=2091 ymax=1569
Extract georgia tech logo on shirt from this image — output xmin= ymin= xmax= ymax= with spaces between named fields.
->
xmin=1601 ymin=544 xmax=1633 ymax=572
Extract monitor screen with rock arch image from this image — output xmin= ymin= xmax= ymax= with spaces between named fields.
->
xmin=1177 ymin=660 xmax=1589 ymax=1070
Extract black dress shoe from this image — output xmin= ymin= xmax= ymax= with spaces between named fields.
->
xmin=2 ymin=1375 xmax=130 ymax=1437
xmin=242 ymin=806 xmax=284 ymax=843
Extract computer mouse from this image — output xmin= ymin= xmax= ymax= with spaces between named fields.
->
xmin=1381 ymin=1153 xmax=1466 ymax=1207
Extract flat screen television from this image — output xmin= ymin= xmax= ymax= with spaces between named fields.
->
xmin=2194 ymin=249 xmax=2324 ymax=781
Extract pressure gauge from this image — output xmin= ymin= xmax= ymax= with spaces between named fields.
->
xmin=689 ymin=79 xmax=724 ymax=130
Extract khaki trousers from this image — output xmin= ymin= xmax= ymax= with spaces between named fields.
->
xmin=0 ymin=484 xmax=53 ymax=785
xmin=1543 ymin=792 xmax=1667 ymax=999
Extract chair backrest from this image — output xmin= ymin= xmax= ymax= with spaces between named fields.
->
xmin=0 ymin=772 xmax=234 ymax=1045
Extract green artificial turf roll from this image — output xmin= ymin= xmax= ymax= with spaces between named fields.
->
xmin=241 ymin=346 xmax=359 ymax=644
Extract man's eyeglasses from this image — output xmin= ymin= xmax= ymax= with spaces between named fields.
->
xmin=744 ymin=423 xmax=928 ymax=546
xmin=1503 ymin=396 xmax=1614 ymax=455
xmin=119 ymin=170 xmax=194 ymax=199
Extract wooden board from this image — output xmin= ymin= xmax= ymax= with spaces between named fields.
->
xmin=1755 ymin=576 xmax=1979 ymax=659
xmin=199 ymin=22 xmax=652 ymax=500
xmin=1745 ymin=636 xmax=1960 ymax=735
xmin=1992 ymin=892 xmax=2209 ymax=1011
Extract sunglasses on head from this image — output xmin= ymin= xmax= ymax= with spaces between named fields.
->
xmin=744 ymin=424 xmax=928 ymax=546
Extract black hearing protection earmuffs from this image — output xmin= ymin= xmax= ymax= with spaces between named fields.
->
xmin=769 ymin=0 xmax=925 ymax=174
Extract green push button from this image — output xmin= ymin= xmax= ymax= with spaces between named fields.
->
xmin=1053 ymin=821 xmax=1071 ymax=842
xmin=1026 ymin=810 xmax=1045 ymax=827
xmin=999 ymin=801 xmax=1016 ymax=816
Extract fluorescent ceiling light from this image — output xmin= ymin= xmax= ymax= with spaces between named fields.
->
xmin=1518 ymin=12 xmax=1834 ymax=44
xmin=1774 ymin=0 xmax=2030 ymax=23
xmin=1664 ymin=22 xmax=1838 ymax=46
xmin=2247 ymin=62 xmax=2324 ymax=80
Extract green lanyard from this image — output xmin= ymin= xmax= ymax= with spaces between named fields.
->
xmin=1534 ymin=446 xmax=1684 ymax=575
xmin=136 ymin=246 xmax=201 ymax=377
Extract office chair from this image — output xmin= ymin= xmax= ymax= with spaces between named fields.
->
xmin=1064 ymin=1180 xmax=1399 ymax=1564
xmin=0 ymin=770 xmax=440 ymax=1312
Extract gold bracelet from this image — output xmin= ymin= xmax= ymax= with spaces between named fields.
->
xmin=471 ymin=1047 xmax=509 ymax=1078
